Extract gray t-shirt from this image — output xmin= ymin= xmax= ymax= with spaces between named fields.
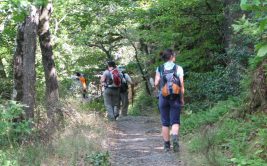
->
xmin=121 ymin=73 xmax=133 ymax=84
xmin=103 ymin=69 xmax=114 ymax=87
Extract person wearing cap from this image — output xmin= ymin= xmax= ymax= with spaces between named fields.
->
xmin=118 ymin=65 xmax=133 ymax=116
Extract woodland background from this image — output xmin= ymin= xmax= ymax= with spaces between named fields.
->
xmin=0 ymin=0 xmax=266 ymax=165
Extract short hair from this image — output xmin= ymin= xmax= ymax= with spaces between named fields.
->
xmin=107 ymin=61 xmax=116 ymax=68
xmin=159 ymin=49 xmax=175 ymax=62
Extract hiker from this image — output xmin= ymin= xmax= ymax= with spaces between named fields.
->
xmin=117 ymin=65 xmax=133 ymax=116
xmin=154 ymin=49 xmax=184 ymax=152
xmin=100 ymin=61 xmax=121 ymax=120
xmin=76 ymin=72 xmax=88 ymax=99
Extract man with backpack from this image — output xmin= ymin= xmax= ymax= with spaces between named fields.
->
xmin=100 ymin=61 xmax=121 ymax=120
xmin=154 ymin=49 xmax=184 ymax=152
xmin=118 ymin=65 xmax=133 ymax=116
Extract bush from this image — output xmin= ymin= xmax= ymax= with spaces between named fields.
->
xmin=0 ymin=150 xmax=18 ymax=166
xmin=86 ymin=152 xmax=110 ymax=166
xmin=184 ymin=98 xmax=267 ymax=166
xmin=80 ymin=98 xmax=105 ymax=113
xmin=0 ymin=79 xmax=12 ymax=99
xmin=128 ymin=84 xmax=158 ymax=116
xmin=185 ymin=62 xmax=244 ymax=111
xmin=0 ymin=100 xmax=32 ymax=146
xmin=182 ymin=97 xmax=241 ymax=135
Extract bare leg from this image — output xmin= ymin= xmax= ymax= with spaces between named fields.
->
xmin=171 ymin=124 xmax=179 ymax=135
xmin=162 ymin=126 xmax=170 ymax=141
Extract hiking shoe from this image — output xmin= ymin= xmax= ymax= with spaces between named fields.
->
xmin=172 ymin=135 xmax=179 ymax=152
xmin=164 ymin=141 xmax=170 ymax=152
xmin=114 ymin=114 xmax=119 ymax=120
xmin=173 ymin=140 xmax=179 ymax=152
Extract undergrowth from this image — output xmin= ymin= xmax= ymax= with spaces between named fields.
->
xmin=128 ymin=83 xmax=158 ymax=116
xmin=183 ymin=97 xmax=267 ymax=166
xmin=0 ymin=98 xmax=110 ymax=166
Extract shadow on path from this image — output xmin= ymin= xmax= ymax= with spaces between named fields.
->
xmin=107 ymin=116 xmax=188 ymax=166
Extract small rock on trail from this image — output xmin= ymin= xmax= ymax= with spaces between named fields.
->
xmin=107 ymin=116 xmax=187 ymax=166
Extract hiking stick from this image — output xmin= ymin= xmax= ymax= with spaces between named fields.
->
xmin=131 ymin=84 xmax=134 ymax=107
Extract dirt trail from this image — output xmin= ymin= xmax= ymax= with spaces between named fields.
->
xmin=107 ymin=116 xmax=189 ymax=166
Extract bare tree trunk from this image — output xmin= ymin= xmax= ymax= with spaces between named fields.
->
xmin=131 ymin=42 xmax=151 ymax=96
xmin=0 ymin=59 xmax=6 ymax=79
xmin=249 ymin=59 xmax=267 ymax=113
xmin=223 ymin=0 xmax=243 ymax=50
xmin=39 ymin=2 xmax=62 ymax=128
xmin=139 ymin=38 xmax=149 ymax=55
xmin=13 ymin=23 xmax=25 ymax=102
xmin=22 ymin=6 xmax=39 ymax=120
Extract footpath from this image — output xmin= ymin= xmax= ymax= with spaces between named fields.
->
xmin=107 ymin=116 xmax=188 ymax=166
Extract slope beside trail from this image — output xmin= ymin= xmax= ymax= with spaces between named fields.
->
xmin=106 ymin=116 xmax=189 ymax=166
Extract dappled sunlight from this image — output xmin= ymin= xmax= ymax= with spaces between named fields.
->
xmin=1 ymin=0 xmax=266 ymax=165
xmin=49 ymin=67 xmax=57 ymax=77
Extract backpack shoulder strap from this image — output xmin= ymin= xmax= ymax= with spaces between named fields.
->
xmin=158 ymin=65 xmax=164 ymax=76
xmin=172 ymin=64 xmax=177 ymax=71
xmin=172 ymin=64 xmax=178 ymax=76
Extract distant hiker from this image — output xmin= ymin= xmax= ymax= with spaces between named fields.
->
xmin=154 ymin=49 xmax=184 ymax=152
xmin=76 ymin=72 xmax=88 ymax=99
xmin=118 ymin=65 xmax=133 ymax=116
xmin=101 ymin=61 xmax=121 ymax=120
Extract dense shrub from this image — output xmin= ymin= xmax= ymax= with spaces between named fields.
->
xmin=0 ymin=79 xmax=12 ymax=99
xmin=0 ymin=100 xmax=32 ymax=146
xmin=185 ymin=61 xmax=244 ymax=111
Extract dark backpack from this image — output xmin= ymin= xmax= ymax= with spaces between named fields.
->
xmin=120 ymin=73 xmax=128 ymax=93
xmin=108 ymin=69 xmax=121 ymax=87
xmin=159 ymin=64 xmax=181 ymax=98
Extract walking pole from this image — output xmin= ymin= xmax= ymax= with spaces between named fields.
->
xmin=131 ymin=84 xmax=134 ymax=107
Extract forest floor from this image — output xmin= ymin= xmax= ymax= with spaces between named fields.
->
xmin=36 ymin=98 xmax=206 ymax=165
xmin=106 ymin=116 xmax=195 ymax=166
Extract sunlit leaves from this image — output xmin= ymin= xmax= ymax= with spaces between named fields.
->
xmin=241 ymin=0 xmax=267 ymax=11
xmin=256 ymin=42 xmax=267 ymax=57
xmin=240 ymin=0 xmax=267 ymax=59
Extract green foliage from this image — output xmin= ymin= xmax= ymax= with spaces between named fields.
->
xmin=128 ymin=84 xmax=157 ymax=116
xmin=136 ymin=0 xmax=224 ymax=71
xmin=184 ymin=96 xmax=267 ymax=165
xmin=185 ymin=62 xmax=244 ymax=111
xmin=0 ymin=150 xmax=18 ymax=166
xmin=0 ymin=79 xmax=12 ymax=99
xmin=182 ymin=97 xmax=241 ymax=135
xmin=80 ymin=99 xmax=105 ymax=113
xmin=239 ymin=0 xmax=267 ymax=68
xmin=0 ymin=120 xmax=109 ymax=165
xmin=0 ymin=100 xmax=31 ymax=146
xmin=86 ymin=152 xmax=110 ymax=166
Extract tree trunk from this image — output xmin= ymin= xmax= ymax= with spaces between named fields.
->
xmin=249 ymin=59 xmax=267 ymax=113
xmin=13 ymin=23 xmax=25 ymax=102
xmin=39 ymin=2 xmax=62 ymax=128
xmin=22 ymin=6 xmax=39 ymax=120
xmin=0 ymin=59 xmax=6 ymax=79
xmin=139 ymin=38 xmax=149 ymax=55
xmin=131 ymin=42 xmax=151 ymax=96
xmin=223 ymin=0 xmax=243 ymax=50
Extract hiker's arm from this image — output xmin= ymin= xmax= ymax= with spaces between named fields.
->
xmin=100 ymin=74 xmax=106 ymax=86
xmin=179 ymin=76 xmax=185 ymax=106
xmin=126 ymin=74 xmax=134 ymax=85
xmin=154 ymin=72 xmax=160 ymax=88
